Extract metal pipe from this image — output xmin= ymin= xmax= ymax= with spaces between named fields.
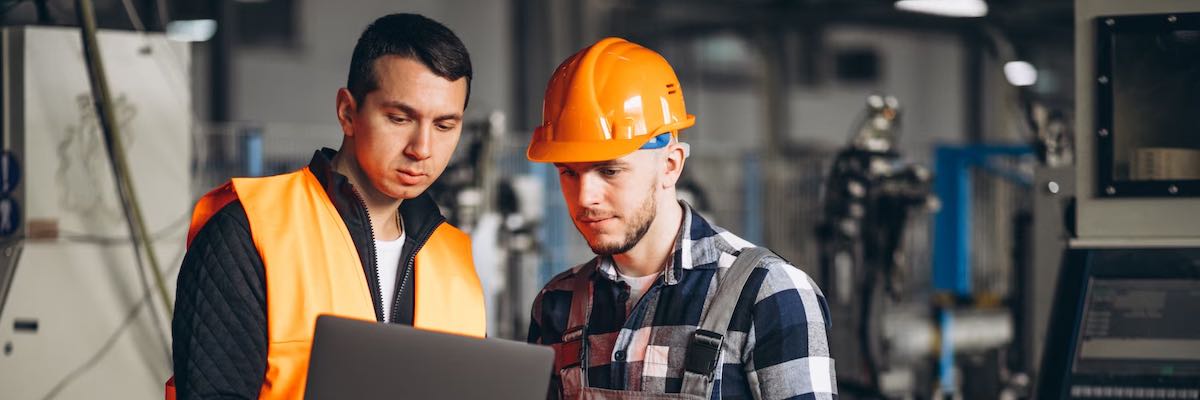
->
xmin=885 ymin=308 xmax=1014 ymax=361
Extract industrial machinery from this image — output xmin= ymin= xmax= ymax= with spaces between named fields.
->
xmin=0 ymin=26 xmax=190 ymax=399
xmin=818 ymin=94 xmax=941 ymax=398
xmin=819 ymin=95 xmax=934 ymax=307
xmin=821 ymin=94 xmax=1047 ymax=399
xmin=1034 ymin=1 xmax=1200 ymax=399
xmin=1038 ymin=248 xmax=1200 ymax=400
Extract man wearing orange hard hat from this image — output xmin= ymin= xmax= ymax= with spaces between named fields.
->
xmin=526 ymin=37 xmax=838 ymax=399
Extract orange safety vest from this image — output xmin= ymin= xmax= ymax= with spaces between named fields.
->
xmin=166 ymin=167 xmax=485 ymax=400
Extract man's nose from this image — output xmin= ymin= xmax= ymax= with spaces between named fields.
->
xmin=576 ymin=173 xmax=605 ymax=207
xmin=405 ymin=123 xmax=433 ymax=160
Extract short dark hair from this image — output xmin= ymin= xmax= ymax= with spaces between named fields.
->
xmin=347 ymin=13 xmax=472 ymax=107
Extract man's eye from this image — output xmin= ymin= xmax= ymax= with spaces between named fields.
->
xmin=388 ymin=115 xmax=411 ymax=124
xmin=436 ymin=123 xmax=457 ymax=132
xmin=559 ymin=169 xmax=577 ymax=178
xmin=599 ymin=168 xmax=619 ymax=176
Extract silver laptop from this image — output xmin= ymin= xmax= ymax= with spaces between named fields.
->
xmin=305 ymin=315 xmax=554 ymax=399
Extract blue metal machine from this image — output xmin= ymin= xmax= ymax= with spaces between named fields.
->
xmin=932 ymin=144 xmax=1033 ymax=297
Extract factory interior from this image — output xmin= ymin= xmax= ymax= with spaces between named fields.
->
xmin=0 ymin=0 xmax=1198 ymax=399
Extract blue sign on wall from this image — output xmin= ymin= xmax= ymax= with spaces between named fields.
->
xmin=0 ymin=152 xmax=20 ymax=195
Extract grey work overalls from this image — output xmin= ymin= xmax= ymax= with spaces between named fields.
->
xmin=554 ymin=248 xmax=779 ymax=400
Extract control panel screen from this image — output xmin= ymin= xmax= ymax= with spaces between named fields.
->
xmin=1073 ymin=279 xmax=1200 ymax=377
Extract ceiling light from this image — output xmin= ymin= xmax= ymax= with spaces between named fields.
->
xmin=1004 ymin=61 xmax=1038 ymax=87
xmin=166 ymin=19 xmax=217 ymax=42
xmin=895 ymin=0 xmax=988 ymax=18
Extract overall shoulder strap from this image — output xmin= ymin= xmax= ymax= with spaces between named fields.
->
xmin=557 ymin=260 xmax=597 ymax=375
xmin=554 ymin=260 xmax=598 ymax=399
xmin=681 ymin=247 xmax=777 ymax=397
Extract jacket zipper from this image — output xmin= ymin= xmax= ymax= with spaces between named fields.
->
xmin=391 ymin=235 xmax=427 ymax=325
xmin=391 ymin=210 xmax=444 ymax=323
xmin=348 ymin=186 xmax=386 ymax=323
xmin=350 ymin=185 xmax=443 ymax=324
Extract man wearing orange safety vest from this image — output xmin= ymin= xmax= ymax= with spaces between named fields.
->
xmin=169 ymin=14 xmax=485 ymax=400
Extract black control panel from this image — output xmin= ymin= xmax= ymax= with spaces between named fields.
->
xmin=1038 ymin=248 xmax=1200 ymax=399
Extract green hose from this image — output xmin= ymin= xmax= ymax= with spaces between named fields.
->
xmin=74 ymin=0 xmax=175 ymax=326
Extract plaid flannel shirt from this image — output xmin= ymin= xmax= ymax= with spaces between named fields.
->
xmin=528 ymin=201 xmax=838 ymax=399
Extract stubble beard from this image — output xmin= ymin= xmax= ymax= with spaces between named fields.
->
xmin=581 ymin=185 xmax=657 ymax=256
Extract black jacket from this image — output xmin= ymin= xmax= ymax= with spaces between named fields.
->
xmin=172 ymin=148 xmax=450 ymax=399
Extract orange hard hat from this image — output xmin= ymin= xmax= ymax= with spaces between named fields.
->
xmin=527 ymin=37 xmax=695 ymax=163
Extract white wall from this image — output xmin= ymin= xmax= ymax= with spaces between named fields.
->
xmin=1 ymin=26 xmax=191 ymax=400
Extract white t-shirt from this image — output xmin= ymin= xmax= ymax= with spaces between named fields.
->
xmin=375 ymin=232 xmax=406 ymax=323
xmin=615 ymin=267 xmax=661 ymax=311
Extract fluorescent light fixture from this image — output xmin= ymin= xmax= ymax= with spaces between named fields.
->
xmin=166 ymin=19 xmax=217 ymax=42
xmin=1004 ymin=61 xmax=1038 ymax=87
xmin=895 ymin=0 xmax=988 ymax=18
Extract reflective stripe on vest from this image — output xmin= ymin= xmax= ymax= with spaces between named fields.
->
xmin=167 ymin=167 xmax=485 ymax=400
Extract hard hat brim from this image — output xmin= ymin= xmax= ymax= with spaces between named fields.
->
xmin=527 ymin=116 xmax=695 ymax=163
xmin=526 ymin=133 xmax=656 ymax=163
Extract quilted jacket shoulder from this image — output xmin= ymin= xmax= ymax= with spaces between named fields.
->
xmin=172 ymin=199 xmax=268 ymax=400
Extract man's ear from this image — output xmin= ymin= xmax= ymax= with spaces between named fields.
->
xmin=336 ymin=88 xmax=357 ymax=137
xmin=661 ymin=141 xmax=687 ymax=189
